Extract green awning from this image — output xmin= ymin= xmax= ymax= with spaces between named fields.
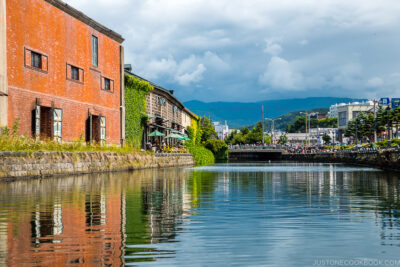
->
xmin=165 ymin=133 xmax=183 ymax=139
xmin=148 ymin=130 xmax=165 ymax=137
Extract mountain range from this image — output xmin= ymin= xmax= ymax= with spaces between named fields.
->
xmin=184 ymin=97 xmax=365 ymax=128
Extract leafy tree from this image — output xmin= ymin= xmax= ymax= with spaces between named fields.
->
xmin=286 ymin=116 xmax=337 ymax=133
xmin=203 ymin=139 xmax=228 ymax=160
xmin=286 ymin=116 xmax=306 ymax=133
xmin=278 ymin=135 xmax=288 ymax=145
xmin=224 ymin=122 xmax=271 ymax=145
xmin=322 ymin=133 xmax=331 ymax=144
xmin=240 ymin=126 xmax=250 ymax=135
xmin=200 ymin=117 xmax=217 ymax=142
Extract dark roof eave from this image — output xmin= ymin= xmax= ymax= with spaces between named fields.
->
xmin=44 ymin=0 xmax=124 ymax=43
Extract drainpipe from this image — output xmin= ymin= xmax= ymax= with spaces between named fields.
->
xmin=120 ymin=45 xmax=125 ymax=145
xmin=0 ymin=0 xmax=7 ymax=128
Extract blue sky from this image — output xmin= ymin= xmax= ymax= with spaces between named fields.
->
xmin=65 ymin=0 xmax=400 ymax=102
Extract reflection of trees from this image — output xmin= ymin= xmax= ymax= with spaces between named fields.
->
xmin=188 ymin=170 xmax=218 ymax=209
xmin=124 ymin=168 xmax=188 ymax=264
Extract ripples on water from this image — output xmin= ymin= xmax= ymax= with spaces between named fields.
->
xmin=0 ymin=162 xmax=399 ymax=266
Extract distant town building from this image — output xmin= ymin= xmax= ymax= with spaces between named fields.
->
xmin=284 ymin=128 xmax=337 ymax=146
xmin=329 ymin=103 xmax=342 ymax=118
xmin=2 ymin=0 xmax=125 ymax=144
xmin=336 ymin=101 xmax=375 ymax=141
xmin=213 ymin=121 xmax=230 ymax=140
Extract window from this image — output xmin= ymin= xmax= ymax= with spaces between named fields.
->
xmin=31 ymin=51 xmax=42 ymax=69
xmin=338 ymin=111 xmax=347 ymax=127
xmin=101 ymin=76 xmax=113 ymax=92
xmin=104 ymin=78 xmax=110 ymax=90
xmin=158 ymin=97 xmax=166 ymax=106
xmin=71 ymin=66 xmax=79 ymax=81
xmin=66 ymin=64 xmax=84 ymax=83
xmin=25 ymin=48 xmax=48 ymax=72
xmin=92 ymin=35 xmax=98 ymax=67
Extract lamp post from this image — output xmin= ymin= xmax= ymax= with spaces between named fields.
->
xmin=301 ymin=112 xmax=317 ymax=146
xmin=266 ymin=118 xmax=281 ymax=144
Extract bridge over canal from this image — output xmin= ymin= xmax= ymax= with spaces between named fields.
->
xmin=228 ymin=148 xmax=286 ymax=161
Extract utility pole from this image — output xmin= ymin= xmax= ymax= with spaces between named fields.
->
xmin=387 ymin=103 xmax=392 ymax=142
xmin=262 ymin=105 xmax=265 ymax=145
xmin=301 ymin=112 xmax=311 ymax=146
xmin=373 ymin=99 xmax=377 ymax=143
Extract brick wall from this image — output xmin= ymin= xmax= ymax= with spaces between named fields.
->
xmin=6 ymin=0 xmax=122 ymax=143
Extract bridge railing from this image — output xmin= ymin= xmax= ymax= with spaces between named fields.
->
xmin=229 ymin=145 xmax=282 ymax=150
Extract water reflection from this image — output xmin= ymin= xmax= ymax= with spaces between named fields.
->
xmin=0 ymin=163 xmax=399 ymax=265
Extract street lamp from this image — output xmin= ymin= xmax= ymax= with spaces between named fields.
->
xmin=266 ymin=118 xmax=281 ymax=144
xmin=300 ymin=112 xmax=317 ymax=146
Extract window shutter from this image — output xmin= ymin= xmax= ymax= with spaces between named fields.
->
xmin=101 ymin=77 xmax=105 ymax=90
xmin=100 ymin=116 xmax=106 ymax=141
xmin=35 ymin=105 xmax=40 ymax=138
xmin=25 ymin=49 xmax=31 ymax=67
xmin=110 ymin=80 xmax=114 ymax=91
xmin=79 ymin=69 xmax=84 ymax=83
xmin=42 ymin=56 xmax=48 ymax=72
xmin=53 ymin=109 xmax=62 ymax=142
xmin=66 ymin=64 xmax=71 ymax=79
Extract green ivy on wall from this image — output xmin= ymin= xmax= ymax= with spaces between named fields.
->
xmin=125 ymin=74 xmax=154 ymax=148
xmin=187 ymin=117 xmax=202 ymax=146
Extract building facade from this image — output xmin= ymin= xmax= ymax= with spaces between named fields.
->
xmin=337 ymin=101 xmax=374 ymax=141
xmin=4 ymin=0 xmax=124 ymax=144
xmin=284 ymin=128 xmax=337 ymax=146
xmin=213 ymin=121 xmax=229 ymax=140
xmin=125 ymin=71 xmax=196 ymax=148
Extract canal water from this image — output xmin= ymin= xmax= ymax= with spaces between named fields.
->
xmin=1 ymin=162 xmax=400 ymax=266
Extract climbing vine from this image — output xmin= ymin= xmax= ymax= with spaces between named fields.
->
xmin=187 ymin=117 xmax=202 ymax=146
xmin=125 ymin=74 xmax=154 ymax=148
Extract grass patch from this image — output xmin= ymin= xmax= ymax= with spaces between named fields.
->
xmin=0 ymin=135 xmax=141 ymax=153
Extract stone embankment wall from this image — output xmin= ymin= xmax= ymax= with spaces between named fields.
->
xmin=283 ymin=150 xmax=400 ymax=171
xmin=0 ymin=151 xmax=194 ymax=180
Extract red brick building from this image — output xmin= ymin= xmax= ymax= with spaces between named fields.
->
xmin=2 ymin=0 xmax=125 ymax=144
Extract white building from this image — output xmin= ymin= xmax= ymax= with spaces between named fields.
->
xmin=335 ymin=101 xmax=376 ymax=142
xmin=213 ymin=121 xmax=230 ymax=140
xmin=283 ymin=128 xmax=338 ymax=146
xmin=329 ymin=103 xmax=344 ymax=118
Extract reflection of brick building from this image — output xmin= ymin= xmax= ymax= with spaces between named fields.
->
xmin=2 ymin=0 xmax=125 ymax=144
xmin=6 ymin=192 xmax=123 ymax=266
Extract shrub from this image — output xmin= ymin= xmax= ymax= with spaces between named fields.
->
xmin=203 ymin=139 xmax=228 ymax=160
xmin=376 ymin=140 xmax=387 ymax=147
xmin=186 ymin=144 xmax=215 ymax=166
xmin=376 ymin=138 xmax=400 ymax=147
